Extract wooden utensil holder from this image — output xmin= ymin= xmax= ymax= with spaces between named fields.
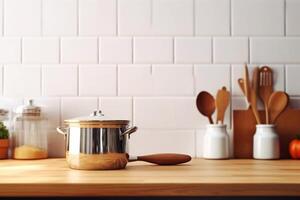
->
xmin=233 ymin=108 xmax=300 ymax=159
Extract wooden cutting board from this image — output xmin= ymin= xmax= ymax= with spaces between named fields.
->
xmin=233 ymin=108 xmax=300 ymax=159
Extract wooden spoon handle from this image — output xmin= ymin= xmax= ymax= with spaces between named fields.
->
xmin=135 ymin=154 xmax=192 ymax=165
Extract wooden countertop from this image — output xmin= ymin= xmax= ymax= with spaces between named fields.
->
xmin=0 ymin=158 xmax=300 ymax=197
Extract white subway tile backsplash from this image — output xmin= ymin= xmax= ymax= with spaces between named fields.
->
xmin=4 ymin=0 xmax=41 ymax=36
xmin=175 ymin=37 xmax=211 ymax=64
xmin=42 ymin=65 xmax=77 ymax=96
xmin=152 ymin=65 xmax=194 ymax=96
xmin=118 ymin=65 xmax=153 ymax=96
xmin=151 ymin=0 xmax=193 ymax=35
xmin=118 ymin=0 xmax=193 ymax=36
xmin=195 ymin=0 xmax=230 ymax=36
xmin=231 ymin=64 xmax=285 ymax=97
xmin=134 ymin=37 xmax=173 ymax=63
xmin=79 ymin=65 xmax=117 ymax=96
xmin=61 ymin=37 xmax=98 ymax=64
xmin=118 ymin=0 xmax=152 ymax=35
xmin=232 ymin=0 xmax=284 ymax=36
xmin=129 ymin=130 xmax=195 ymax=156
xmin=134 ymin=97 xmax=203 ymax=129
xmin=194 ymin=64 xmax=230 ymax=95
xmin=99 ymin=97 xmax=132 ymax=121
xmin=251 ymin=38 xmax=300 ymax=64
xmin=79 ymin=0 xmax=116 ymax=36
xmin=43 ymin=0 xmax=77 ymax=36
xmin=0 ymin=37 xmax=21 ymax=63
xmin=100 ymin=37 xmax=132 ymax=64
xmin=22 ymin=37 xmax=59 ymax=64
xmin=61 ymin=97 xmax=98 ymax=121
xmin=214 ymin=37 xmax=248 ymax=64
xmin=4 ymin=65 xmax=41 ymax=97
xmin=286 ymin=65 xmax=300 ymax=96
xmin=286 ymin=0 xmax=300 ymax=36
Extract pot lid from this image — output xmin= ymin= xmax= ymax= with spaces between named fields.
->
xmin=64 ymin=110 xmax=130 ymax=125
xmin=15 ymin=99 xmax=41 ymax=115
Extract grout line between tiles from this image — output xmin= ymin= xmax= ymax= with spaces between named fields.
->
xmin=193 ymin=0 xmax=196 ymax=36
xmin=40 ymin=0 xmax=43 ymax=36
xmin=97 ymin=37 xmax=100 ymax=64
xmin=77 ymin=0 xmax=79 ymax=36
xmin=2 ymin=0 xmax=4 ymax=36
xmin=211 ymin=37 xmax=214 ymax=63
xmin=248 ymin=37 xmax=250 ymax=64
xmin=229 ymin=0 xmax=232 ymax=36
xmin=58 ymin=38 xmax=61 ymax=64
xmin=284 ymin=0 xmax=286 ymax=36
xmin=1 ymin=66 xmax=4 ymax=96
xmin=116 ymin=0 xmax=118 ymax=35
xmin=132 ymin=37 xmax=134 ymax=63
xmin=20 ymin=38 xmax=23 ymax=63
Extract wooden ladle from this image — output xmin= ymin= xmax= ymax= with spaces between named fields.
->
xmin=196 ymin=91 xmax=215 ymax=124
xmin=268 ymin=91 xmax=289 ymax=124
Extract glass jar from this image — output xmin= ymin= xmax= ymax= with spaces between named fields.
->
xmin=0 ymin=108 xmax=10 ymax=159
xmin=13 ymin=100 xmax=48 ymax=159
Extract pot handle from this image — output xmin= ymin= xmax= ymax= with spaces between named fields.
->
xmin=56 ymin=127 xmax=68 ymax=135
xmin=121 ymin=126 xmax=138 ymax=138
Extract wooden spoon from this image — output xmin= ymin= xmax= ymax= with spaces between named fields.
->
xmin=215 ymin=86 xmax=230 ymax=124
xmin=129 ymin=153 xmax=192 ymax=165
xmin=268 ymin=91 xmax=289 ymax=124
xmin=196 ymin=91 xmax=215 ymax=124
xmin=258 ymin=66 xmax=273 ymax=124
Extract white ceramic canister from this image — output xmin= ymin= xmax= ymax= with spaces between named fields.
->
xmin=203 ymin=124 xmax=230 ymax=159
xmin=253 ymin=125 xmax=280 ymax=160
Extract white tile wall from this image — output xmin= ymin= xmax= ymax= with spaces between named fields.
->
xmin=232 ymin=0 xmax=284 ymax=36
xmin=286 ymin=0 xmax=300 ymax=36
xmin=134 ymin=37 xmax=173 ymax=63
xmin=100 ymin=37 xmax=132 ymax=63
xmin=43 ymin=0 xmax=77 ymax=36
xmin=61 ymin=37 xmax=98 ymax=63
xmin=0 ymin=0 xmax=300 ymax=158
xmin=79 ymin=0 xmax=116 ymax=36
xmin=214 ymin=37 xmax=248 ymax=63
xmin=22 ymin=37 xmax=59 ymax=64
xmin=0 ymin=37 xmax=21 ymax=63
xmin=79 ymin=65 xmax=117 ymax=96
xmin=195 ymin=0 xmax=230 ymax=36
xmin=175 ymin=37 xmax=211 ymax=63
xmin=4 ymin=0 xmax=41 ymax=36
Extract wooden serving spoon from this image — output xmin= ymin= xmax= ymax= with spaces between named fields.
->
xmin=129 ymin=154 xmax=192 ymax=165
xmin=215 ymin=86 xmax=230 ymax=124
xmin=268 ymin=91 xmax=289 ymax=124
xmin=196 ymin=91 xmax=216 ymax=124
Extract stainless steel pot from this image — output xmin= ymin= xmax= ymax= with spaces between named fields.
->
xmin=57 ymin=110 xmax=137 ymax=170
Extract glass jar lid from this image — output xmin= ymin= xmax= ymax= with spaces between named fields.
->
xmin=15 ymin=99 xmax=41 ymax=116
xmin=64 ymin=110 xmax=129 ymax=126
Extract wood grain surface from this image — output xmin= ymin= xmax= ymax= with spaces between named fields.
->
xmin=0 ymin=159 xmax=300 ymax=196
xmin=234 ymin=108 xmax=300 ymax=158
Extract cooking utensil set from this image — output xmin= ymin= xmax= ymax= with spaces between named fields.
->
xmin=238 ymin=64 xmax=289 ymax=124
xmin=196 ymin=87 xmax=230 ymax=124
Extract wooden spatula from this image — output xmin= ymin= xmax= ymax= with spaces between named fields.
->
xmin=215 ymin=86 xmax=230 ymax=124
xmin=238 ymin=78 xmax=250 ymax=109
xmin=258 ymin=66 xmax=273 ymax=124
xmin=268 ymin=91 xmax=289 ymax=124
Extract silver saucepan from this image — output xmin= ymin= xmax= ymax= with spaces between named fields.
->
xmin=57 ymin=110 xmax=191 ymax=170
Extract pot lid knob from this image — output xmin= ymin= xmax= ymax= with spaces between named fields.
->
xmin=91 ymin=110 xmax=104 ymax=117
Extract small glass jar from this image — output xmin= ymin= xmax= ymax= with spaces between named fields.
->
xmin=13 ymin=100 xmax=48 ymax=159
xmin=0 ymin=108 xmax=10 ymax=159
